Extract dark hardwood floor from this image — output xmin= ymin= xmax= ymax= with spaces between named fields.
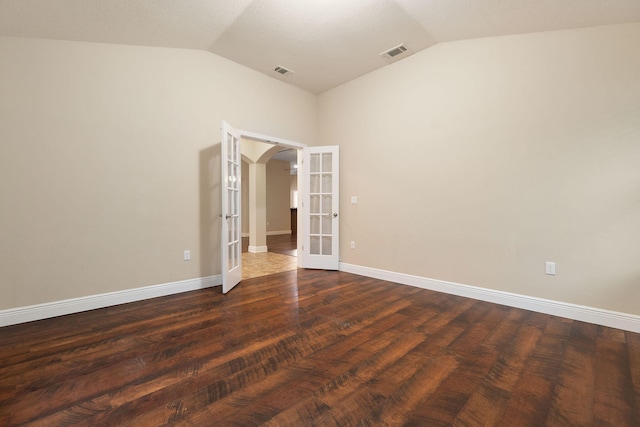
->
xmin=1 ymin=269 xmax=639 ymax=426
xmin=242 ymin=234 xmax=297 ymax=256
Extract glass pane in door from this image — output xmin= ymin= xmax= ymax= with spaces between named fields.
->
xmin=322 ymin=214 xmax=332 ymax=234
xmin=310 ymin=215 xmax=320 ymax=234
xmin=322 ymin=153 xmax=332 ymax=172
xmin=310 ymin=195 xmax=321 ymax=213
xmin=310 ymin=236 xmax=320 ymax=255
xmin=322 ymin=195 xmax=332 ymax=214
xmin=322 ymin=174 xmax=332 ymax=192
xmin=310 ymin=153 xmax=320 ymax=173
xmin=322 ymin=236 xmax=332 ymax=255
xmin=310 ymin=175 xmax=320 ymax=193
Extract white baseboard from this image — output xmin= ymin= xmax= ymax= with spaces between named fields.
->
xmin=6 ymin=265 xmax=638 ymax=333
xmin=0 ymin=275 xmax=222 ymax=327
xmin=339 ymin=263 xmax=640 ymax=333
xmin=242 ymin=230 xmax=291 ymax=238
xmin=248 ymin=246 xmax=268 ymax=253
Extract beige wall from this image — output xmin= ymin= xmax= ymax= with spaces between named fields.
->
xmin=3 ymin=23 xmax=639 ymax=318
xmin=266 ymin=159 xmax=292 ymax=233
xmin=0 ymin=36 xmax=316 ymax=309
xmin=241 ymin=154 xmax=291 ymax=235
xmin=318 ymin=23 xmax=640 ymax=315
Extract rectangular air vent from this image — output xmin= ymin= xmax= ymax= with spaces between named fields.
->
xmin=274 ymin=66 xmax=294 ymax=75
xmin=380 ymin=44 xmax=408 ymax=59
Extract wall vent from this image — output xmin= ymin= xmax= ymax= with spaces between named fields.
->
xmin=274 ymin=66 xmax=294 ymax=75
xmin=380 ymin=44 xmax=408 ymax=59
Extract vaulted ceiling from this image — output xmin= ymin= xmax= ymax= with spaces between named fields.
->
xmin=1 ymin=0 xmax=639 ymax=93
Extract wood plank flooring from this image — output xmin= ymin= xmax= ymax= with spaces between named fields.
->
xmin=261 ymin=234 xmax=297 ymax=257
xmin=1 ymin=269 xmax=639 ymax=426
xmin=242 ymin=234 xmax=297 ymax=257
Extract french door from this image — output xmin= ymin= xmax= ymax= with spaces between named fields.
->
xmin=301 ymin=146 xmax=340 ymax=270
xmin=220 ymin=123 xmax=340 ymax=291
xmin=221 ymin=121 xmax=242 ymax=293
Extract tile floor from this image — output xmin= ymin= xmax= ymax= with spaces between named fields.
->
xmin=241 ymin=251 xmax=298 ymax=280
xmin=241 ymin=234 xmax=298 ymax=280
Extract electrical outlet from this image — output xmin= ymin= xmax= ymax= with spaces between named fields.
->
xmin=350 ymin=241 xmax=356 ymax=249
xmin=184 ymin=250 xmax=191 ymax=261
xmin=545 ymin=261 xmax=556 ymax=275
xmin=351 ymin=196 xmax=358 ymax=205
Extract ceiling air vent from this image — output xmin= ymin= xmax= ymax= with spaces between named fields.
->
xmin=380 ymin=44 xmax=408 ymax=59
xmin=274 ymin=66 xmax=294 ymax=75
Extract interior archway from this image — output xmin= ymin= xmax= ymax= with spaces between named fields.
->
xmin=240 ymin=139 xmax=299 ymax=279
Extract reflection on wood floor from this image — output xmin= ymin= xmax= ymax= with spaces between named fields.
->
xmin=3 ymin=269 xmax=639 ymax=425
xmin=242 ymin=234 xmax=297 ymax=280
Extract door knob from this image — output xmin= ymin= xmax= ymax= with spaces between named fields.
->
xmin=333 ymin=213 xmax=338 ymax=218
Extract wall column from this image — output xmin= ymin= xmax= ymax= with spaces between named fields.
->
xmin=248 ymin=162 xmax=267 ymax=253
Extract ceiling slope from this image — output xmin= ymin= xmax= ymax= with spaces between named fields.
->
xmin=1 ymin=0 xmax=639 ymax=93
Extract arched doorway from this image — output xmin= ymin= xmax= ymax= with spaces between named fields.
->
xmin=240 ymin=139 xmax=299 ymax=280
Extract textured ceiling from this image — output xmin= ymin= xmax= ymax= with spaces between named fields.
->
xmin=1 ymin=0 xmax=639 ymax=93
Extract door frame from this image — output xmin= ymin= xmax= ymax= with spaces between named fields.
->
xmin=236 ymin=128 xmax=306 ymax=268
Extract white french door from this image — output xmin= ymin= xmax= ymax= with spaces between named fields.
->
xmin=221 ymin=121 xmax=242 ymax=293
xmin=300 ymin=146 xmax=340 ymax=270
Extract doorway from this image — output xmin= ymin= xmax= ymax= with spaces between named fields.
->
xmin=221 ymin=122 xmax=340 ymax=293
xmin=241 ymin=148 xmax=299 ymax=280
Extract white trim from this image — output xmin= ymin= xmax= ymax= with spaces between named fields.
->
xmin=339 ymin=263 xmax=640 ymax=333
xmin=238 ymin=130 xmax=306 ymax=150
xmin=248 ymin=245 xmax=268 ymax=253
xmin=267 ymin=230 xmax=291 ymax=236
xmin=0 ymin=275 xmax=222 ymax=327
